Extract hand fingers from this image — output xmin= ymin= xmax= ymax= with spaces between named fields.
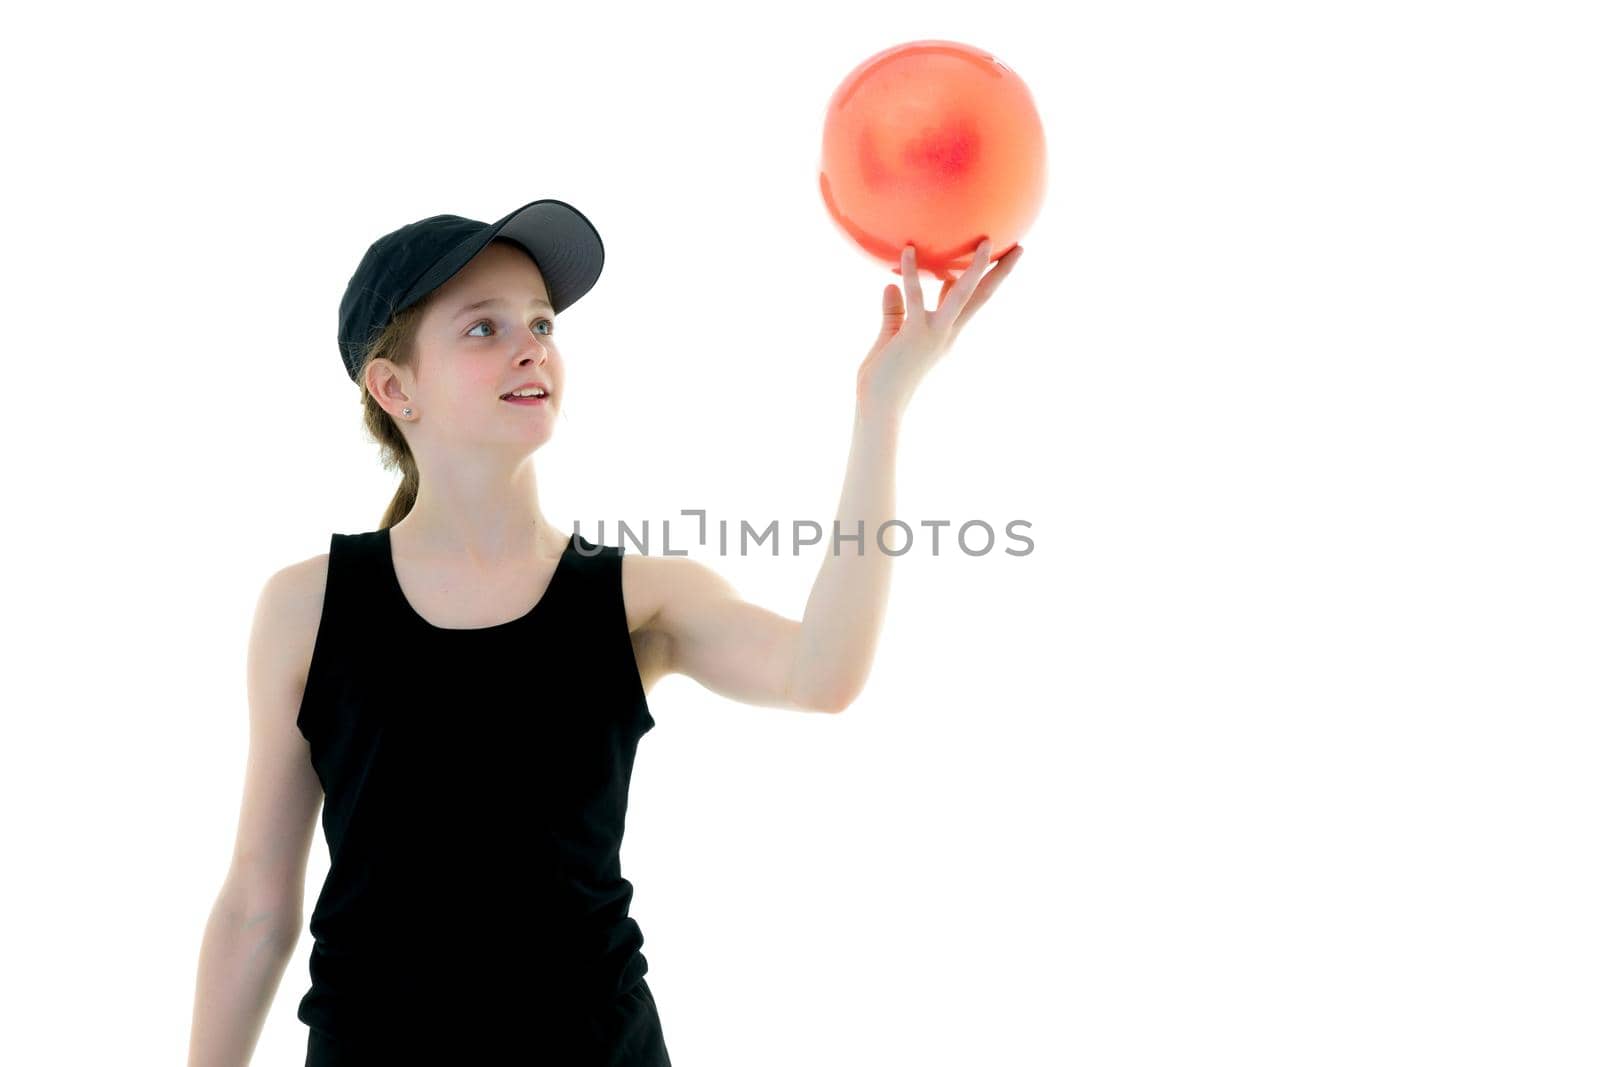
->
xmin=950 ymin=244 xmax=1022 ymax=331
xmin=901 ymin=245 xmax=924 ymax=310
xmin=932 ymin=237 xmax=994 ymax=329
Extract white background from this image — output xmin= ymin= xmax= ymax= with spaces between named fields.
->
xmin=2 ymin=1 xmax=1595 ymax=1064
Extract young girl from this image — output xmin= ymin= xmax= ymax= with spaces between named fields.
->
xmin=186 ymin=198 xmax=1022 ymax=1065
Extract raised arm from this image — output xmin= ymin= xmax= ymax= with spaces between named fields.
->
xmin=635 ymin=237 xmax=1023 ymax=714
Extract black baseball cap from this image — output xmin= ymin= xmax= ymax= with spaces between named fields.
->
xmin=337 ymin=197 xmax=605 ymax=383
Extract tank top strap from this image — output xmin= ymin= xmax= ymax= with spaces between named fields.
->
xmin=296 ymin=531 xmax=368 ymax=742
xmin=329 ymin=528 xmax=397 ymax=608
xmin=557 ymin=531 xmax=621 ymax=623
xmin=297 ymin=528 xmax=414 ymax=744
xmin=566 ymin=530 xmax=619 ymax=574
xmin=312 ymin=530 xmax=394 ymax=657
xmin=559 ymin=533 xmax=649 ymax=736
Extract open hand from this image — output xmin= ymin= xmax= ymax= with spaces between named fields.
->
xmin=856 ymin=237 xmax=1024 ymax=420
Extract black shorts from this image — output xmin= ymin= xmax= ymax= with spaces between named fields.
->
xmin=305 ymin=978 xmax=672 ymax=1065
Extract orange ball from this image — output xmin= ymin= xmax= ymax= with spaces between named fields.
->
xmin=819 ymin=40 xmax=1047 ymax=283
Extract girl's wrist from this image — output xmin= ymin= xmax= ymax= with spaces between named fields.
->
xmin=854 ymin=396 xmax=904 ymax=437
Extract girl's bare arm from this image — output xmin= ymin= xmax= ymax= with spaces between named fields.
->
xmin=188 ymin=559 xmax=326 ymax=1066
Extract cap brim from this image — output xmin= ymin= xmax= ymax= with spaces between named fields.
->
xmin=396 ymin=198 xmax=605 ymax=318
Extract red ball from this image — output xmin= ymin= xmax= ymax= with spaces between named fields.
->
xmin=819 ymin=40 xmax=1047 ymax=283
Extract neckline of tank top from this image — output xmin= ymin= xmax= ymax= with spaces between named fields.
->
xmin=379 ymin=526 xmax=583 ymax=634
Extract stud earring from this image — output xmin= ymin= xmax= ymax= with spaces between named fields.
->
xmin=402 ymin=407 xmax=412 ymax=417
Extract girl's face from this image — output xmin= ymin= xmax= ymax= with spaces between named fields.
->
xmin=407 ymin=239 xmax=564 ymax=448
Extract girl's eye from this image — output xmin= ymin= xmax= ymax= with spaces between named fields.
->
xmin=467 ymin=318 xmax=553 ymax=338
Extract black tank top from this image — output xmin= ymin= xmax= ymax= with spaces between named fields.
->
xmin=293 ymin=526 xmax=660 ymax=1053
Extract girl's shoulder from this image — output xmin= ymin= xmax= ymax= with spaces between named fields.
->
xmin=259 ymin=548 xmax=332 ymax=698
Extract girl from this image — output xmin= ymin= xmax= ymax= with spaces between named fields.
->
xmin=186 ymin=198 xmax=1022 ymax=1065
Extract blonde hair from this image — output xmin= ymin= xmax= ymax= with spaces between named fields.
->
xmin=354 ymin=297 xmax=432 ymax=530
